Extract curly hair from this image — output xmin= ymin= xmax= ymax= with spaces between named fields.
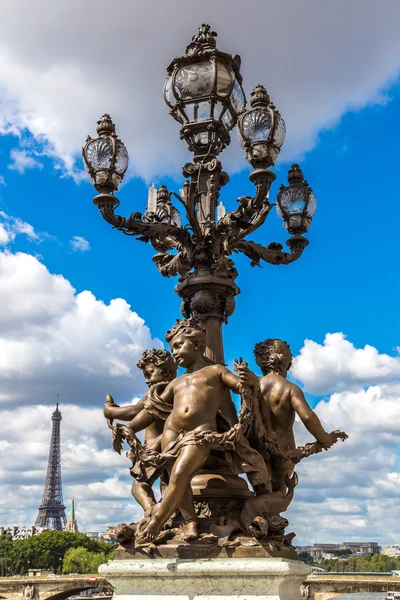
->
xmin=136 ymin=348 xmax=177 ymax=381
xmin=254 ymin=339 xmax=293 ymax=376
xmin=165 ymin=318 xmax=206 ymax=351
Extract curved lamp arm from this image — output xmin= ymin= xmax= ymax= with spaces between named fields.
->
xmin=217 ymin=168 xmax=276 ymax=244
xmin=233 ymin=235 xmax=309 ymax=267
xmin=93 ymin=193 xmax=191 ymax=248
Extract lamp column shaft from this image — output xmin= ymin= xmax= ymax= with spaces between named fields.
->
xmin=204 ymin=316 xmax=224 ymax=364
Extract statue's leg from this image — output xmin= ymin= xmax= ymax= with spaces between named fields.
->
xmin=138 ymin=444 xmax=210 ymax=542
xmin=271 ymin=457 xmax=294 ymax=495
xmin=131 ymin=480 xmax=156 ymax=515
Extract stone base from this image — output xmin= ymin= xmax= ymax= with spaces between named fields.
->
xmin=114 ymin=539 xmax=297 ymax=561
xmin=99 ymin=557 xmax=311 ymax=600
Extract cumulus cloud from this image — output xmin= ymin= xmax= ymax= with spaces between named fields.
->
xmin=0 ymin=1 xmax=400 ymax=180
xmin=0 ymin=249 xmax=161 ymax=407
xmin=0 ymin=176 xmax=5 ymax=185
xmin=70 ymin=235 xmax=90 ymax=252
xmin=8 ymin=148 xmax=43 ymax=174
xmin=286 ymin=344 xmax=400 ymax=544
xmin=291 ymin=332 xmax=400 ymax=395
xmin=0 ymin=403 xmax=140 ymax=530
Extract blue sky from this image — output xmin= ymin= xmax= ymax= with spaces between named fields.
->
xmin=1 ymin=0 xmax=400 ymax=545
xmin=1 ymin=78 xmax=399 ymax=393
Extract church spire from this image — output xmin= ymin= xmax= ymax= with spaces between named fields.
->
xmin=65 ymin=498 xmax=79 ymax=533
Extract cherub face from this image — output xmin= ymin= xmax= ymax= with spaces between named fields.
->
xmin=143 ymin=363 xmax=164 ymax=386
xmin=169 ymin=334 xmax=200 ymax=367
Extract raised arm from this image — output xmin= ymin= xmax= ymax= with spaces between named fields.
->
xmin=104 ymin=394 xmax=146 ymax=421
xmin=291 ymin=385 xmax=335 ymax=448
xmin=220 ymin=367 xmax=241 ymax=394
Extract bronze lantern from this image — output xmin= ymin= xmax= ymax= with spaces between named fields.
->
xmin=277 ymin=164 xmax=316 ymax=235
xmin=163 ymin=24 xmax=246 ymax=159
xmin=238 ymin=85 xmax=286 ymax=168
xmin=82 ymin=114 xmax=128 ymax=193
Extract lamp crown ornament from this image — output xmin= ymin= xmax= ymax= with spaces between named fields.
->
xmin=187 ymin=23 xmax=217 ymax=52
xmin=96 ymin=113 xmax=116 ymax=136
xmin=250 ymin=85 xmax=271 ymax=107
xmin=157 ymin=184 xmax=171 ymax=204
xmin=287 ymin=163 xmax=304 ymax=185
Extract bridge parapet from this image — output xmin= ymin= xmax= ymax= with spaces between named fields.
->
xmin=0 ymin=577 xmax=109 ymax=600
xmin=303 ymin=575 xmax=399 ymax=600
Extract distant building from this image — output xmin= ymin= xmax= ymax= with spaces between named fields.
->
xmin=0 ymin=526 xmax=45 ymax=539
xmin=383 ymin=546 xmax=400 ymax=557
xmin=28 ymin=569 xmax=54 ymax=577
xmin=65 ymin=499 xmax=79 ymax=533
xmin=297 ymin=542 xmax=381 ymax=562
xmin=85 ymin=526 xmax=116 ymax=544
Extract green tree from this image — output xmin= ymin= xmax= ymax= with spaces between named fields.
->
xmin=0 ymin=535 xmax=14 ymax=576
xmin=0 ymin=531 xmax=113 ymax=575
xmin=62 ymin=547 xmax=112 ymax=575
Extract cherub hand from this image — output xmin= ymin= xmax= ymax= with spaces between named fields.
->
xmin=104 ymin=394 xmax=120 ymax=419
xmin=238 ymin=366 xmax=259 ymax=389
xmin=318 ymin=432 xmax=337 ymax=450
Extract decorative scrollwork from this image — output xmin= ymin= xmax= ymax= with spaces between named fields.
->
xmin=233 ymin=237 xmax=309 ymax=267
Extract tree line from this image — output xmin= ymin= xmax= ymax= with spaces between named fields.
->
xmin=299 ymin=552 xmax=400 ymax=572
xmin=0 ymin=531 xmax=114 ymax=576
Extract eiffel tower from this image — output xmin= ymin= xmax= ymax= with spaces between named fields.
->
xmin=35 ymin=404 xmax=67 ymax=530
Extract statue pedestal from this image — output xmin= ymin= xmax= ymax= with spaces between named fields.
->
xmin=99 ymin=557 xmax=311 ymax=600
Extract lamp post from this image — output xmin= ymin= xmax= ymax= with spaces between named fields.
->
xmin=83 ymin=24 xmax=316 ymax=364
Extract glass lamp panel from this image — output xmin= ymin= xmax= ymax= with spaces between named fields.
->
xmin=194 ymin=132 xmax=209 ymax=146
xmin=222 ymin=109 xmax=235 ymax=131
xmin=278 ymin=188 xmax=307 ymax=217
xmin=242 ymin=108 xmax=271 ymax=142
xmin=306 ymin=191 xmax=317 ymax=217
xmin=213 ymin=101 xmax=224 ymax=121
xmin=273 ymin=114 xmax=286 ymax=148
xmin=115 ymin=141 xmax=128 ymax=174
xmin=170 ymin=207 xmax=182 ymax=227
xmin=216 ymin=62 xmax=233 ymax=97
xmin=175 ymin=61 xmax=213 ymax=100
xmin=185 ymin=101 xmax=210 ymax=123
xmin=237 ymin=125 xmax=246 ymax=149
xmin=85 ymin=138 xmax=113 ymax=171
xmin=231 ymin=79 xmax=245 ymax=115
xmin=164 ymin=76 xmax=176 ymax=107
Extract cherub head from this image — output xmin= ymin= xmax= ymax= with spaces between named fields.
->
xmin=165 ymin=318 xmax=206 ymax=368
xmin=137 ymin=348 xmax=177 ymax=387
xmin=254 ymin=339 xmax=293 ymax=377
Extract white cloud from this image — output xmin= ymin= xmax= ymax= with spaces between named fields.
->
xmin=0 ymin=249 xmax=161 ymax=407
xmin=8 ymin=148 xmax=43 ymax=174
xmin=70 ymin=235 xmax=90 ymax=252
xmin=291 ymin=332 xmax=400 ymax=395
xmin=0 ymin=1 xmax=399 ymax=180
xmin=0 ymin=175 xmax=5 ymax=185
xmin=0 ymin=210 xmax=40 ymax=246
xmin=285 ymin=339 xmax=400 ymax=545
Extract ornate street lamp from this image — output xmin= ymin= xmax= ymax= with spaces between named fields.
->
xmin=83 ymin=24 xmax=316 ymax=364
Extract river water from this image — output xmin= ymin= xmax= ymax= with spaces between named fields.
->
xmin=335 ymin=594 xmax=386 ymax=600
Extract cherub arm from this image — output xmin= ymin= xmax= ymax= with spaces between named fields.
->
xmin=291 ymin=385 xmax=335 ymax=448
xmin=220 ymin=367 xmax=241 ymax=394
xmin=125 ymin=381 xmax=175 ymax=433
xmin=220 ymin=364 xmax=258 ymax=394
xmin=104 ymin=393 xmax=146 ymax=421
